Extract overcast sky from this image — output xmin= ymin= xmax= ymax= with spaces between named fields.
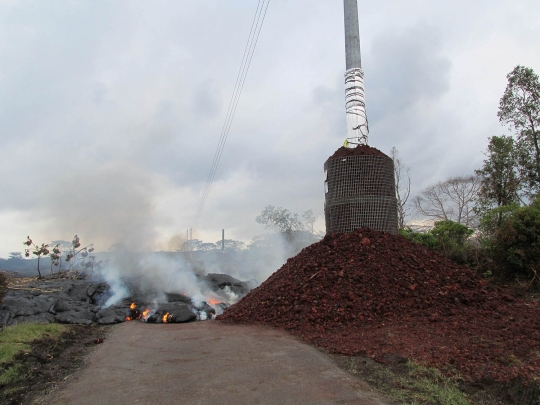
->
xmin=1 ymin=0 xmax=539 ymax=257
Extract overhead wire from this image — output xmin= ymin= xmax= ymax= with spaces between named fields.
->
xmin=194 ymin=0 xmax=271 ymax=226
xmin=194 ymin=0 xmax=270 ymax=225
xmin=194 ymin=0 xmax=264 ymax=224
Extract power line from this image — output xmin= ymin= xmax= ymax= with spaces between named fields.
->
xmin=194 ymin=0 xmax=270 ymax=225
xmin=194 ymin=0 xmax=271 ymax=226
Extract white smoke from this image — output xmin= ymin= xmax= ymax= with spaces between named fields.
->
xmin=95 ymin=230 xmax=317 ymax=310
xmin=97 ymin=252 xmax=207 ymax=306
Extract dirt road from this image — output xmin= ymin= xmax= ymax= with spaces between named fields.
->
xmin=49 ymin=321 xmax=393 ymax=405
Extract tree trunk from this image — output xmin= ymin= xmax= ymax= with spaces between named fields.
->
xmin=37 ymin=255 xmax=42 ymax=279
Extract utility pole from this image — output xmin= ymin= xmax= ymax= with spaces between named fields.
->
xmin=343 ymin=0 xmax=369 ymax=146
xmin=185 ymin=228 xmax=193 ymax=256
xmin=222 ymin=229 xmax=225 ymax=253
xmin=323 ymin=1 xmax=398 ymax=235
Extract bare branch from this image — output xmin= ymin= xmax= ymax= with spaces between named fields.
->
xmin=413 ymin=175 xmax=481 ymax=228
xmin=391 ymin=147 xmax=412 ymax=229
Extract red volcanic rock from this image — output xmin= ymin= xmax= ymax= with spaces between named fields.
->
xmin=327 ymin=144 xmax=388 ymax=160
xmin=218 ymin=228 xmax=540 ymax=382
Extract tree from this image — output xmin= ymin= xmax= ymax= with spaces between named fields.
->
xmin=49 ymin=244 xmax=62 ymax=273
xmin=214 ymin=239 xmax=245 ymax=252
xmin=400 ymin=220 xmax=474 ymax=265
xmin=256 ymin=206 xmax=306 ymax=233
xmin=182 ymin=239 xmax=202 ymax=252
xmin=391 ymin=147 xmax=411 ymax=229
xmin=65 ymin=235 xmax=97 ymax=272
xmin=50 ymin=240 xmax=72 ymax=272
xmin=247 ymin=233 xmax=282 ymax=250
xmin=199 ymin=243 xmax=217 ymax=251
xmin=23 ymin=236 xmax=50 ymax=278
xmin=8 ymin=252 xmax=23 ymax=260
xmin=476 ymin=136 xmax=521 ymax=207
xmin=488 ymin=197 xmax=540 ymax=284
xmin=498 ymin=65 xmax=540 ymax=195
xmin=413 ymin=176 xmax=481 ymax=228
xmin=430 ymin=220 xmax=474 ymax=252
xmin=475 ymin=136 xmax=521 ymax=225
xmin=302 ymin=209 xmax=316 ymax=235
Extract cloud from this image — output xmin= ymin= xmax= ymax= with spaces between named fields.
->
xmin=367 ymin=24 xmax=452 ymax=120
xmin=0 ymin=0 xmax=540 ymax=258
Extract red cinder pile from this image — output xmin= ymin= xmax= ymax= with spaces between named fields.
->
xmin=218 ymin=228 xmax=540 ymax=382
xmin=327 ymin=144 xmax=388 ymax=159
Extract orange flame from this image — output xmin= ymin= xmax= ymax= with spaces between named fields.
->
xmin=126 ymin=316 xmax=132 ymax=321
xmin=162 ymin=312 xmax=170 ymax=323
xmin=130 ymin=302 xmax=136 ymax=310
xmin=141 ymin=308 xmax=150 ymax=321
xmin=207 ymin=299 xmax=221 ymax=306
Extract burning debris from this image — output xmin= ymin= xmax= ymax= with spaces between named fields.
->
xmin=123 ymin=300 xmax=216 ymax=324
xmin=0 ymin=273 xmax=250 ymax=327
xmin=218 ymin=228 xmax=540 ymax=382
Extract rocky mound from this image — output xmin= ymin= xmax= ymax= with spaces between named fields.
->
xmin=218 ymin=228 xmax=540 ymax=382
xmin=327 ymin=144 xmax=388 ymax=160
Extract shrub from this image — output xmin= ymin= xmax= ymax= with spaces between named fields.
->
xmin=489 ymin=197 xmax=540 ymax=282
xmin=400 ymin=221 xmax=476 ymax=265
xmin=399 ymin=228 xmax=437 ymax=250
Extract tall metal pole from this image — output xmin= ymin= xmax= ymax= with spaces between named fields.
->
xmin=344 ymin=0 xmax=361 ymax=70
xmin=343 ymin=0 xmax=369 ymax=146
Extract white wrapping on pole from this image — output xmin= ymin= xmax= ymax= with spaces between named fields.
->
xmin=345 ymin=67 xmax=369 ymax=146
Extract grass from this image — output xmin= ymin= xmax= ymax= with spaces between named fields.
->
xmin=347 ymin=358 xmax=470 ymax=405
xmin=0 ymin=365 xmax=24 ymax=385
xmin=0 ymin=323 xmax=67 ymax=369
xmin=402 ymin=362 xmax=470 ymax=405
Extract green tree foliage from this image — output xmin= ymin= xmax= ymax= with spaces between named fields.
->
xmin=486 ymin=197 xmax=540 ymax=283
xmin=23 ymin=237 xmax=50 ymax=278
xmin=475 ymin=135 xmax=521 ymax=219
xmin=478 ymin=203 xmax=519 ymax=240
xmin=498 ymin=65 xmax=540 ymax=195
xmin=400 ymin=220 xmax=474 ymax=265
xmin=399 ymin=228 xmax=437 ymax=250
xmin=431 ymin=220 xmax=474 ymax=245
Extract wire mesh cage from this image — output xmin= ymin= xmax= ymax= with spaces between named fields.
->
xmin=324 ymin=153 xmax=398 ymax=234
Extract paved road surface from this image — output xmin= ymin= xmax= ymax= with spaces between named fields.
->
xmin=50 ymin=321 xmax=393 ymax=405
